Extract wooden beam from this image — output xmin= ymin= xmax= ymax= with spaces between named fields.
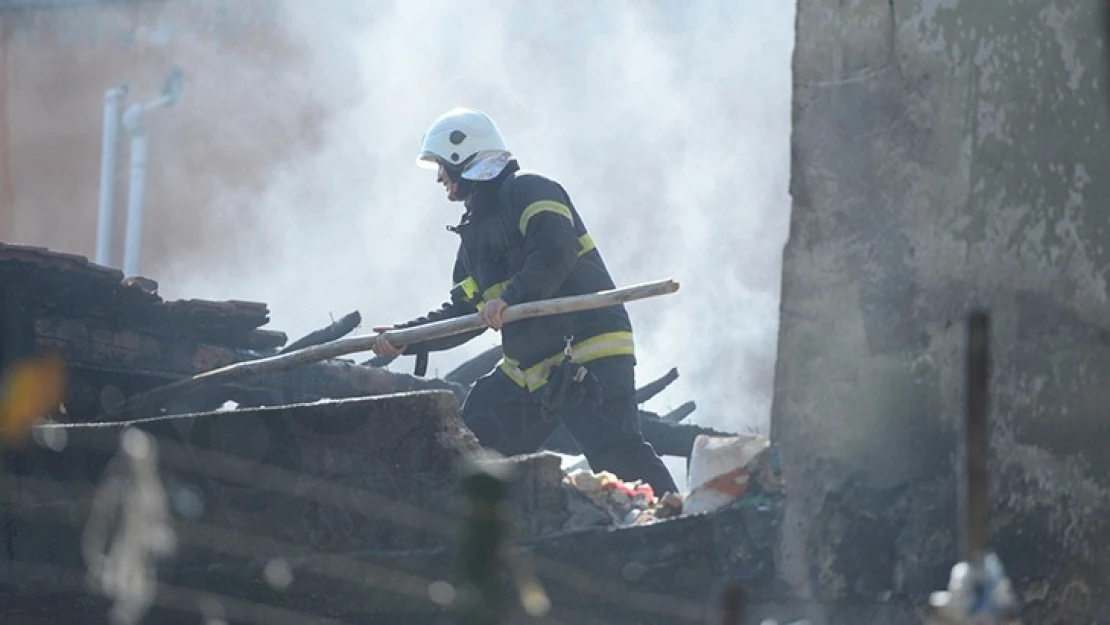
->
xmin=107 ymin=279 xmax=680 ymax=419
xmin=2 ymin=281 xmax=34 ymax=369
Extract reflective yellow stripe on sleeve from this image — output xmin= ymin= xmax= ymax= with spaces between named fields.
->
xmin=518 ymin=200 xmax=573 ymax=235
xmin=473 ymin=234 xmax=595 ymax=310
xmin=576 ymin=232 xmax=595 ymax=255
xmin=498 ymin=331 xmax=635 ymax=392
xmin=455 ymin=276 xmax=480 ymax=301
xmin=476 ymin=280 xmax=510 ymax=311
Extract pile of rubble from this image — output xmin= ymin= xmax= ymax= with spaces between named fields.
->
xmin=562 ymin=431 xmax=781 ymax=530
xmin=0 ymin=242 xmax=736 ymax=463
xmin=3 ymin=389 xmax=785 ymax=624
xmin=0 ymin=243 xmax=787 ymax=624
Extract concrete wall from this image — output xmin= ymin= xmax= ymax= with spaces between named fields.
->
xmin=776 ymin=0 xmax=1110 ymax=622
xmin=0 ymin=0 xmax=324 ymax=267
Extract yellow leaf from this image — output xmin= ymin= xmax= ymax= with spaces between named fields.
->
xmin=0 ymin=356 xmax=67 ymax=447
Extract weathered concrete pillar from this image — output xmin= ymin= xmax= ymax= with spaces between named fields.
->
xmin=775 ymin=0 xmax=1110 ymax=622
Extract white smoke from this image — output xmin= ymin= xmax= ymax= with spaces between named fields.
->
xmin=143 ymin=0 xmax=794 ymax=433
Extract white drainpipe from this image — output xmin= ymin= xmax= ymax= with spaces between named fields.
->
xmin=120 ymin=68 xmax=184 ymax=278
xmin=94 ymin=85 xmax=128 ymax=267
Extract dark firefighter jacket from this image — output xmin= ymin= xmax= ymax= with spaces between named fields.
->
xmin=396 ymin=160 xmax=635 ymax=392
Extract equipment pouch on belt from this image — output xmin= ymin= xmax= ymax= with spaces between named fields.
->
xmin=541 ymin=336 xmax=603 ymax=421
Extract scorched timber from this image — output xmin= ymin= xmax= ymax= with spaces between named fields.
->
xmin=2 ymin=392 xmax=785 ymax=625
xmin=34 ymin=314 xmax=242 ymax=377
xmin=635 ymin=367 xmax=679 ymax=404
xmin=279 ymin=311 xmax=362 ymax=355
xmin=443 ymin=345 xmax=504 ymax=386
xmin=661 ymin=400 xmax=696 ymax=423
xmin=107 ymin=279 xmax=680 ymax=419
xmin=542 ymin=410 xmax=730 ymax=459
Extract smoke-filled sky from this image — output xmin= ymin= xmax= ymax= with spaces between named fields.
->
xmin=142 ymin=0 xmax=795 ymax=434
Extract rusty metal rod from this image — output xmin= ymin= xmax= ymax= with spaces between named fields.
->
xmin=963 ymin=310 xmax=990 ymax=562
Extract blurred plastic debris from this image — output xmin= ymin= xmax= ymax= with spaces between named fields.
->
xmin=81 ymin=427 xmax=177 ymax=625
xmin=562 ymin=469 xmax=680 ymax=528
xmin=263 ymin=558 xmax=294 ymax=591
xmin=505 ymin=546 xmax=551 ymax=618
xmin=0 ymin=355 xmax=66 ymax=447
xmin=31 ymin=421 xmax=69 ymax=452
xmin=197 ymin=594 xmax=228 ymax=625
xmin=561 ymin=434 xmax=784 ymax=531
xmin=684 ymin=433 xmax=782 ymax=516
xmin=428 ymin=580 xmax=457 ymax=606
xmin=169 ymin=483 xmax=205 ymax=519
xmin=926 ymin=552 xmax=1021 ymax=625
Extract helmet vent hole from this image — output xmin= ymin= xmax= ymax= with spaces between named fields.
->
xmin=450 ymin=152 xmax=460 ymax=162
xmin=449 ymin=130 xmax=467 ymax=145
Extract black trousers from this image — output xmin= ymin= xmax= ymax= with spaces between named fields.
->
xmin=461 ymin=355 xmax=679 ymax=496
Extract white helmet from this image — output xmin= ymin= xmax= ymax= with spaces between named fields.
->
xmin=416 ymin=107 xmax=513 ymax=181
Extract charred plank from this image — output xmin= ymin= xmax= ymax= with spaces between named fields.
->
xmin=542 ymin=411 xmax=732 ymax=458
xmin=662 ymin=400 xmax=697 ymax=423
xmin=279 ymin=311 xmax=362 ymax=354
xmin=34 ymin=315 xmax=240 ymax=377
xmin=241 ymin=329 xmax=288 ymax=352
xmin=1 ymin=280 xmax=34 ymax=369
xmin=444 ymin=346 xmax=503 ymax=386
xmin=636 ymin=367 xmax=679 ymax=404
xmin=639 ymin=414 xmax=733 ymax=458
xmin=362 ymin=354 xmax=398 ymax=368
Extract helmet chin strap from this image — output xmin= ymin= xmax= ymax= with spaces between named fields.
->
xmin=440 ymin=156 xmax=478 ymax=202
xmin=452 ymin=178 xmax=477 ymax=201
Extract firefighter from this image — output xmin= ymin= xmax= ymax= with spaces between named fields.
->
xmin=371 ymin=107 xmax=678 ymax=496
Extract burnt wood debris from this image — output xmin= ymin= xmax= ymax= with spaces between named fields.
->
xmin=0 ymin=243 xmax=719 ymax=456
xmin=0 ymin=243 xmax=787 ymax=625
xmin=103 ymin=278 xmax=680 ymax=419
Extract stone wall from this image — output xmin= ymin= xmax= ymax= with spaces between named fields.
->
xmin=774 ymin=1 xmax=1110 ymax=623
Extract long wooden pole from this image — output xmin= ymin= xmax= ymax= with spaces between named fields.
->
xmin=103 ymin=278 xmax=680 ymax=419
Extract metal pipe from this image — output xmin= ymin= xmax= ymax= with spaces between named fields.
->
xmin=0 ymin=0 xmax=166 ymax=12
xmin=121 ymin=113 xmax=148 ymax=278
xmin=95 ymin=85 xmax=127 ymax=267
xmin=120 ymin=67 xmax=184 ymax=278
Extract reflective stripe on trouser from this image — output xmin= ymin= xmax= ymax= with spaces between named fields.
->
xmin=498 ymin=331 xmax=634 ymax=392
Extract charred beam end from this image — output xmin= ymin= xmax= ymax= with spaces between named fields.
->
xmin=279 ymin=311 xmax=362 ymax=354
xmin=635 ymin=367 xmax=679 ymax=404
xmin=661 ymin=400 xmax=696 ymax=423
xmin=2 ymin=281 xmax=35 ymax=369
xmin=242 ymin=329 xmax=288 ymax=352
xmin=445 ymin=346 xmax=504 ymax=386
xmin=362 ymin=353 xmax=398 ymax=368
xmin=963 ymin=310 xmax=990 ymax=561
xmin=639 ymin=417 xmax=734 ymax=458
xmin=542 ymin=411 xmax=732 ymax=459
